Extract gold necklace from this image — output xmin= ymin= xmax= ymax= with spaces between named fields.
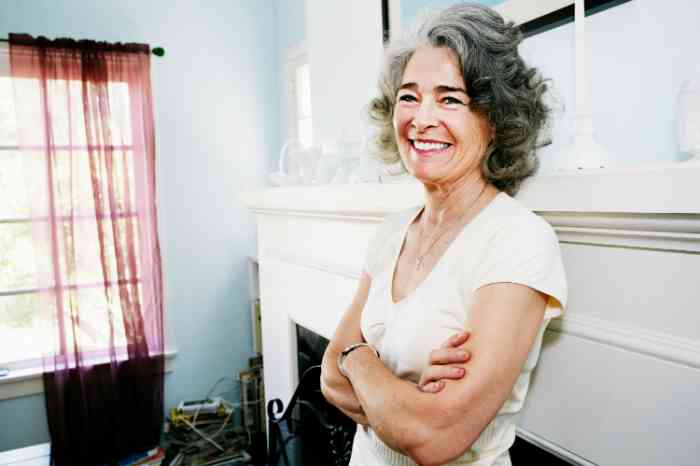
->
xmin=415 ymin=184 xmax=487 ymax=270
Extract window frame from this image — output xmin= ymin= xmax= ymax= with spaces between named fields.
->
xmin=0 ymin=45 xmax=176 ymax=398
xmin=280 ymin=42 xmax=313 ymax=147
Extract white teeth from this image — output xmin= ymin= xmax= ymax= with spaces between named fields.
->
xmin=413 ymin=141 xmax=449 ymax=151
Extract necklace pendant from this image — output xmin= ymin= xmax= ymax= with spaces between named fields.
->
xmin=416 ymin=256 xmax=424 ymax=270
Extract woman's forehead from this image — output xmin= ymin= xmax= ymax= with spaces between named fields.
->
xmin=401 ymin=46 xmax=464 ymax=88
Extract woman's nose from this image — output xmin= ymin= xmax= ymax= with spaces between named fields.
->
xmin=412 ymin=99 xmax=438 ymax=132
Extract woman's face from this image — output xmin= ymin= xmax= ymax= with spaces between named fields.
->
xmin=393 ymin=46 xmax=493 ymax=186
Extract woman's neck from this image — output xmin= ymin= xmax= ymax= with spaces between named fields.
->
xmin=420 ymin=172 xmax=496 ymax=228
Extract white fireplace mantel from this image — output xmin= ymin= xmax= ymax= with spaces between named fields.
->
xmin=244 ymin=165 xmax=700 ymax=466
xmin=247 ymin=163 xmax=700 ymax=215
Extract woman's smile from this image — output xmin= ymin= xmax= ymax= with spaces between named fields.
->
xmin=410 ymin=138 xmax=453 ymax=160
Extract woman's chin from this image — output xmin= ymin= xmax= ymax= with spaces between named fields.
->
xmin=410 ymin=168 xmax=447 ymax=185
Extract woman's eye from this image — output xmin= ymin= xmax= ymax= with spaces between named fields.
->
xmin=442 ymin=96 xmax=464 ymax=105
xmin=398 ymin=94 xmax=417 ymax=103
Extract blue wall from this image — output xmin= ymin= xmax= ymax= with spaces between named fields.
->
xmin=276 ymin=0 xmax=307 ymax=52
xmin=401 ymin=0 xmax=507 ymax=26
xmin=0 ymin=0 xmax=279 ymax=451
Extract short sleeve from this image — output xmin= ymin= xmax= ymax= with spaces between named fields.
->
xmin=472 ymin=214 xmax=567 ymax=319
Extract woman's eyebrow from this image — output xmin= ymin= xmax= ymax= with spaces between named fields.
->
xmin=398 ymin=82 xmax=467 ymax=94
xmin=436 ymin=85 xmax=467 ymax=94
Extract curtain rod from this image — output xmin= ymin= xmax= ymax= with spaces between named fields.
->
xmin=0 ymin=38 xmax=165 ymax=57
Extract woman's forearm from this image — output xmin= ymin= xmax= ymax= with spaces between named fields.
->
xmin=342 ymin=346 xmax=442 ymax=456
xmin=320 ymin=345 xmax=370 ymax=425
xmin=323 ymin=382 xmax=370 ymax=425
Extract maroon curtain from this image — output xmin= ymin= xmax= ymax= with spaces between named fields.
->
xmin=9 ymin=34 xmax=164 ymax=465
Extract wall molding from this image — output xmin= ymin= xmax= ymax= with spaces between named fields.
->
xmin=540 ymin=211 xmax=700 ymax=253
xmin=547 ymin=314 xmax=700 ymax=370
xmin=252 ymin=205 xmax=700 ymax=253
xmin=262 ymin=253 xmax=700 ymax=371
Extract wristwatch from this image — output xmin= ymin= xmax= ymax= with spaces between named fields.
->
xmin=337 ymin=342 xmax=380 ymax=378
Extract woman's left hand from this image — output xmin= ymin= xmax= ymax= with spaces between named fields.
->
xmin=418 ymin=331 xmax=471 ymax=393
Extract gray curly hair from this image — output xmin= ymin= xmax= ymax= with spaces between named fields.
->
xmin=368 ymin=3 xmax=549 ymax=195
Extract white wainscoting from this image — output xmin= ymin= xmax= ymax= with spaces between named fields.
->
xmin=245 ymin=165 xmax=700 ymax=466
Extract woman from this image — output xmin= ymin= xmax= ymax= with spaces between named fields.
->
xmin=320 ymin=4 xmax=567 ymax=466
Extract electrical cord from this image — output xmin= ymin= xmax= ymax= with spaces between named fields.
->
xmin=191 ymin=376 xmax=238 ymax=425
xmin=181 ymin=417 xmax=225 ymax=452
xmin=171 ymin=375 xmax=262 ymax=457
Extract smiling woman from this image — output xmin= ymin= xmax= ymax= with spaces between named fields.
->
xmin=320 ymin=4 xmax=565 ymax=466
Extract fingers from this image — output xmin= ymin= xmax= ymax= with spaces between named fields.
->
xmin=418 ymin=365 xmax=466 ymax=391
xmin=419 ymin=380 xmax=445 ymax=393
xmin=419 ymin=331 xmax=472 ymax=394
xmin=441 ymin=331 xmax=470 ymax=349
xmin=428 ymin=346 xmax=471 ymax=365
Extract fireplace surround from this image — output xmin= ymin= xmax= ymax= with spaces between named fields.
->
xmin=246 ymin=167 xmax=700 ymax=465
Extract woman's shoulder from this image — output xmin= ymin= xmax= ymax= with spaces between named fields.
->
xmin=483 ymin=192 xmax=556 ymax=242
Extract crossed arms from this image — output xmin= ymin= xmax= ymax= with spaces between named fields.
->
xmin=320 ymin=272 xmax=547 ymax=466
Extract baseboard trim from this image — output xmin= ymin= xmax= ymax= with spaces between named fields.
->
xmin=0 ymin=442 xmax=50 ymax=465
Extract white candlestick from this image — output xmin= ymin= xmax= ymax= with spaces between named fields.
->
xmin=575 ymin=0 xmax=586 ymax=113
xmin=558 ymin=0 xmax=614 ymax=170
xmin=677 ymin=79 xmax=700 ymax=163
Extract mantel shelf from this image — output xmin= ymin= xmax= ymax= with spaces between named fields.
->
xmin=244 ymin=163 xmax=700 ymax=216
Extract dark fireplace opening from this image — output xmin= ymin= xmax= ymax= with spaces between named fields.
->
xmin=283 ymin=324 xmax=568 ymax=466
xmin=294 ymin=325 xmax=356 ymax=465
xmin=296 ymin=324 xmax=330 ymax=379
xmin=266 ymin=325 xmax=356 ymax=466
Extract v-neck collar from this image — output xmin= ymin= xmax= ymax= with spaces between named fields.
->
xmin=388 ymin=191 xmax=506 ymax=305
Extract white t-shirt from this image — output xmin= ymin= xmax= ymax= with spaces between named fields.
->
xmin=350 ymin=192 xmax=567 ymax=466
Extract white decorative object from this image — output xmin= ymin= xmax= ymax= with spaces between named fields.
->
xmin=268 ymin=140 xmax=322 ymax=186
xmin=557 ymin=0 xmax=614 ymax=170
xmin=677 ymin=79 xmax=700 ymax=163
xmin=314 ymin=138 xmax=383 ymax=185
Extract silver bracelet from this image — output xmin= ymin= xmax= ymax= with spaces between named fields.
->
xmin=337 ymin=342 xmax=380 ymax=378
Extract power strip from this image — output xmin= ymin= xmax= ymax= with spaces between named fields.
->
xmin=176 ymin=397 xmax=223 ymax=415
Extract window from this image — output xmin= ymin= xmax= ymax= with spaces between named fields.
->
xmin=0 ymin=54 xmax=141 ymax=369
xmin=283 ymin=47 xmax=313 ymax=148
xmin=294 ymin=63 xmax=313 ymax=148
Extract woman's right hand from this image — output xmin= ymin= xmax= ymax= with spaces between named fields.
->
xmin=418 ymin=331 xmax=471 ymax=393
